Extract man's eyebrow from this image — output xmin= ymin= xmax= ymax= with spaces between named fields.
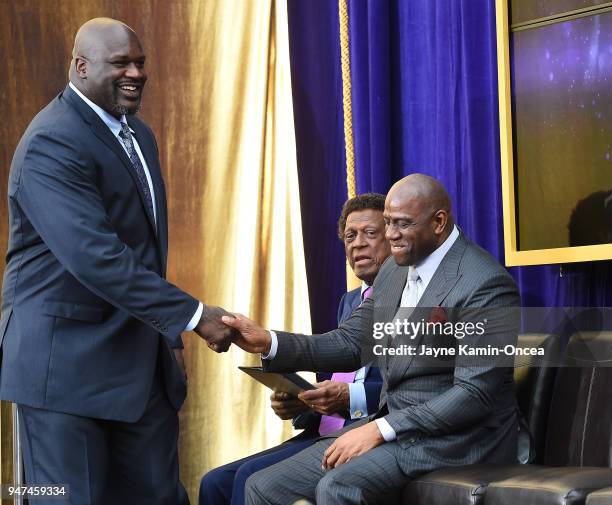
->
xmin=107 ymin=53 xmax=146 ymax=61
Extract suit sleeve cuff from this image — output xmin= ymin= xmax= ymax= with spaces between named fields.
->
xmin=184 ymin=302 xmax=203 ymax=332
xmin=167 ymin=333 xmax=184 ymax=349
xmin=262 ymin=330 xmax=278 ymax=360
xmin=375 ymin=418 xmax=397 ymax=442
xmin=348 ymin=383 xmax=368 ymax=419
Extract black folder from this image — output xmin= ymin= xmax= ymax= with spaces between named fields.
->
xmin=239 ymin=366 xmax=316 ymax=396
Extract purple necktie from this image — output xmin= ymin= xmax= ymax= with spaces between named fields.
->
xmin=318 ymin=371 xmax=357 ymax=435
xmin=318 ymin=286 xmax=372 ymax=436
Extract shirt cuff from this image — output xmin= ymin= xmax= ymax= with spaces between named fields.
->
xmin=185 ymin=302 xmax=203 ymax=332
xmin=348 ymin=383 xmax=368 ymax=419
xmin=262 ymin=330 xmax=278 ymax=360
xmin=375 ymin=418 xmax=397 ymax=442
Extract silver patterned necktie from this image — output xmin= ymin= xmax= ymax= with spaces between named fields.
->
xmin=401 ymin=266 xmax=421 ymax=308
xmin=118 ymin=122 xmax=156 ymax=225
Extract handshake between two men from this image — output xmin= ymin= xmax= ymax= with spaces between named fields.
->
xmin=192 ymin=306 xmax=272 ymax=354
xmin=195 ymin=307 xmax=347 ymax=416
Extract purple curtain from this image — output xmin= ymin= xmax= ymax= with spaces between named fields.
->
xmin=288 ymin=0 xmax=612 ymax=332
xmin=288 ymin=0 xmax=348 ymax=332
xmin=346 ymin=0 xmax=612 ymax=308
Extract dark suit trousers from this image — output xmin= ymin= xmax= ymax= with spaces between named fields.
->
xmin=17 ymin=360 xmax=188 ymax=505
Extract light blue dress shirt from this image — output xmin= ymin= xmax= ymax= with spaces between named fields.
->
xmin=348 ymin=283 xmax=372 ymax=419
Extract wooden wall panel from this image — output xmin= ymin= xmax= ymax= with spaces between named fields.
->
xmin=0 ymin=0 xmax=216 ymax=497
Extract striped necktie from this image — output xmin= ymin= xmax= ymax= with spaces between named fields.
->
xmin=118 ymin=122 xmax=156 ymax=225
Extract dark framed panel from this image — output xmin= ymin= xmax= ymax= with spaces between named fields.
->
xmin=497 ymin=0 xmax=612 ymax=265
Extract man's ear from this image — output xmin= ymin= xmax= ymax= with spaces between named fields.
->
xmin=74 ymin=57 xmax=87 ymax=78
xmin=433 ymin=210 xmax=448 ymax=234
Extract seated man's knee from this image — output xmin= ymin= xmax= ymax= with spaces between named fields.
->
xmin=245 ymin=471 xmax=274 ymax=502
xmin=236 ymin=458 xmax=265 ymax=482
xmin=316 ymin=472 xmax=357 ymax=503
xmin=200 ymin=466 xmax=233 ymax=500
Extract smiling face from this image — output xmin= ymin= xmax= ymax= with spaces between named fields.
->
xmin=383 ymin=196 xmax=442 ymax=266
xmin=343 ymin=209 xmax=391 ymax=284
xmin=73 ymin=24 xmax=147 ymax=117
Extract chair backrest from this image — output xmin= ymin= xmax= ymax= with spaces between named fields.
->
xmin=544 ymin=331 xmax=612 ymax=467
xmin=513 ymin=333 xmax=560 ymax=463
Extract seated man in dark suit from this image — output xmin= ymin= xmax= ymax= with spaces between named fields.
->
xmin=199 ymin=193 xmax=390 ymax=505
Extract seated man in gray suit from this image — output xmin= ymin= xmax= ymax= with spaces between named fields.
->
xmin=223 ymin=174 xmax=520 ymax=505
xmin=199 ymin=193 xmax=389 ymax=505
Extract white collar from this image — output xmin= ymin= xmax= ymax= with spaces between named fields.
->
xmin=69 ymin=82 xmax=130 ymax=137
xmin=414 ymin=225 xmax=459 ymax=287
xmin=360 ymin=281 xmax=370 ymax=297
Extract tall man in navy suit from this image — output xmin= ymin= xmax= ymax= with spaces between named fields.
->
xmin=0 ymin=18 xmax=233 ymax=505
xmin=199 ymin=193 xmax=391 ymax=505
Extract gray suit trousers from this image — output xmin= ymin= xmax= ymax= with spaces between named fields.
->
xmin=245 ymin=416 xmax=516 ymax=505
xmin=245 ymin=435 xmax=438 ymax=505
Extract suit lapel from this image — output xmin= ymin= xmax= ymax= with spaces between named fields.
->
xmin=377 ymin=264 xmax=408 ymax=371
xmin=378 ymin=264 xmax=409 ymax=323
xmin=388 ymin=234 xmax=467 ymax=382
xmin=63 ymin=86 xmax=160 ymax=242
xmin=349 ymin=290 xmax=361 ymax=312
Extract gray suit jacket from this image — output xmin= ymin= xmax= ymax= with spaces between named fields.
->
xmin=267 ymin=233 xmax=520 ymax=469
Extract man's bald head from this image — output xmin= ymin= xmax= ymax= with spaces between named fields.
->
xmin=384 ymin=173 xmax=455 ymax=266
xmin=387 ymin=174 xmax=451 ymax=216
xmin=70 ymin=18 xmax=147 ymax=118
xmin=71 ymin=18 xmax=136 ymax=62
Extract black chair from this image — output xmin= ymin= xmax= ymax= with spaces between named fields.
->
xmin=485 ymin=331 xmax=612 ymax=505
xmin=402 ymin=333 xmax=560 ymax=505
xmin=586 ymin=487 xmax=612 ymax=504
